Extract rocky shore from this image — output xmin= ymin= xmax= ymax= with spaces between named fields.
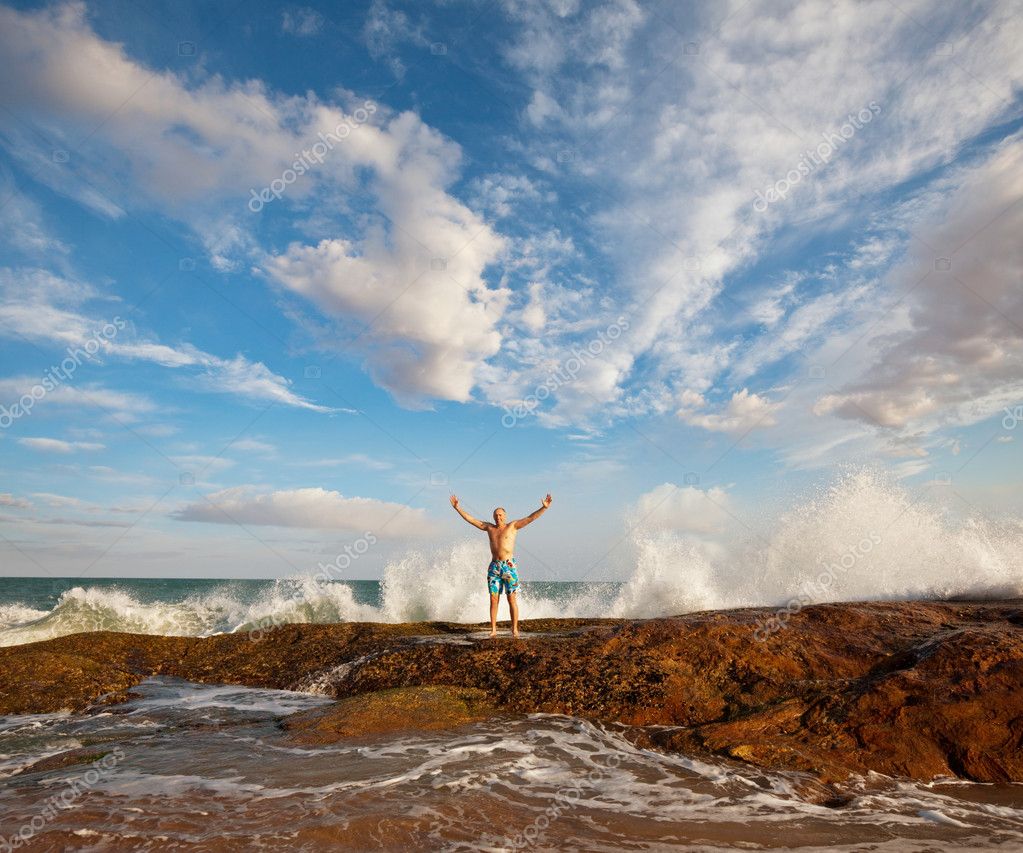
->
xmin=2 ymin=600 xmax=1020 ymax=786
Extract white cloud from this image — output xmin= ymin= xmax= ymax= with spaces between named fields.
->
xmin=46 ymin=491 xmax=141 ymax=513
xmin=0 ymin=373 xmax=157 ymax=422
xmin=0 ymin=2 xmax=302 ymax=208
xmin=17 ymin=437 xmax=104 ymax=453
xmin=85 ymin=465 xmax=157 ymax=486
xmin=493 ymin=0 xmax=1023 ymax=428
xmin=229 ymin=438 xmax=276 ymax=454
xmin=172 ymin=486 xmax=429 ymax=535
xmin=0 ymin=268 xmax=332 ymax=413
xmin=0 ymin=168 xmax=70 ymax=260
xmin=813 ymin=133 xmax=1023 ymax=432
xmin=883 ymin=436 xmax=929 ymax=459
xmin=525 ymin=90 xmax=564 ymax=126
xmin=135 ymin=424 xmax=178 ymax=438
xmin=469 ymin=172 xmax=552 ymax=219
xmin=294 ymin=454 xmax=393 ymax=470
xmin=189 ymin=353 xmax=333 ymax=413
xmin=3 ymin=0 xmax=1022 ymax=435
xmin=32 ymin=492 xmax=88 ymax=508
xmin=0 ymin=493 xmax=31 ymax=509
xmin=281 ymin=7 xmax=324 ymax=36
xmin=745 ymin=275 xmax=800 ymax=328
xmin=893 ymin=458 xmax=933 ymax=480
xmin=0 ymin=3 xmax=508 ymax=409
xmin=629 ymin=483 xmax=734 ymax=535
xmin=729 ymin=278 xmax=872 ymax=382
xmin=264 ymin=219 xmax=506 ymax=406
xmin=10 ymin=491 xmax=153 ymax=526
xmin=170 ymin=455 xmax=235 ymax=474
xmin=501 ymin=0 xmax=641 ymax=79
xmin=30 ymin=516 xmax=132 ymax=529
xmin=519 ymin=282 xmax=547 ymax=333
xmin=677 ymin=388 xmax=780 ymax=434
xmin=362 ymin=0 xmax=429 ymax=79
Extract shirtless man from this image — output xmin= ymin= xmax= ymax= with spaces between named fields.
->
xmin=449 ymin=493 xmax=553 ymax=637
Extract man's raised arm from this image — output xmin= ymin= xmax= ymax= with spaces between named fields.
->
xmin=450 ymin=495 xmax=488 ymax=530
xmin=514 ymin=493 xmax=552 ymax=529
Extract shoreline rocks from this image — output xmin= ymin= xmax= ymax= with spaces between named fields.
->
xmin=1 ymin=600 xmax=1021 ymax=784
xmin=283 ymin=685 xmax=498 ymax=744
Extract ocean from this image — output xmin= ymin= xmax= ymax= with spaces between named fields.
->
xmin=3 ymin=471 xmax=1022 ymax=649
xmin=0 ymin=576 xmax=625 ymax=647
xmin=1 ymin=677 xmax=1021 ymax=850
xmin=2 ymin=470 xmax=1022 ymax=849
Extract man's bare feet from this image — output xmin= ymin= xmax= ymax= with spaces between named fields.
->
xmin=512 ymin=631 xmax=520 ymax=638
xmin=489 ymin=629 xmax=497 ymax=638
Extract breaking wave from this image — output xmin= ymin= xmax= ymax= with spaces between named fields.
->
xmin=2 ymin=471 xmax=1020 ymax=646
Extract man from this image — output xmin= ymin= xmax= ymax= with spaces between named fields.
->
xmin=449 ymin=493 xmax=553 ymax=637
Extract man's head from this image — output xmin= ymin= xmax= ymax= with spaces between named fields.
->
xmin=493 ymin=507 xmax=506 ymax=524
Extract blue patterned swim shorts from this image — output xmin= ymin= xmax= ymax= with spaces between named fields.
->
xmin=487 ymin=557 xmax=520 ymax=595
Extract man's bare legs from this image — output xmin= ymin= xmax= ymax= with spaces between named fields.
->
xmin=508 ymin=591 xmax=519 ymax=637
xmin=489 ymin=591 xmax=520 ymax=637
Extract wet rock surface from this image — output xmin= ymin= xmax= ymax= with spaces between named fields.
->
xmin=282 ymin=685 xmax=498 ymax=743
xmin=2 ymin=601 xmax=1021 ymax=784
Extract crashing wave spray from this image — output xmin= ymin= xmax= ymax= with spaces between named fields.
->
xmin=743 ymin=469 xmax=1021 ymax=606
xmin=1 ymin=470 xmax=1019 ymax=646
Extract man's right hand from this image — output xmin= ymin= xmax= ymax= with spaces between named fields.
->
xmin=450 ymin=494 xmax=459 ymax=509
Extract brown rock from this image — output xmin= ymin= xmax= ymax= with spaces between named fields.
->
xmin=1 ymin=601 xmax=1021 ymax=784
xmin=282 ymin=685 xmax=497 ymax=744
xmin=0 ymin=649 xmax=145 ymax=714
xmin=16 ymin=747 xmax=118 ymax=776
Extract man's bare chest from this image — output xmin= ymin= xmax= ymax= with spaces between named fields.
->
xmin=489 ymin=525 xmax=517 ymax=544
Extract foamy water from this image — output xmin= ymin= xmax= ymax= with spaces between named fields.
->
xmin=2 ymin=471 xmax=1021 ymax=647
xmin=1 ymin=677 xmax=1020 ymax=850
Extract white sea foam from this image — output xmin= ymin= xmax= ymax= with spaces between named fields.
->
xmin=0 ymin=603 xmax=49 ymax=628
xmin=1 ymin=471 xmax=1019 ymax=647
xmin=4 ymin=680 xmax=1020 ymax=850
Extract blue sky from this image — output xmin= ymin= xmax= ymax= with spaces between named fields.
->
xmin=0 ymin=0 xmax=1021 ymax=579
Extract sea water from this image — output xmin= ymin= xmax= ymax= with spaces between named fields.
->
xmin=2 ymin=470 xmax=1021 ymax=648
xmin=2 ymin=471 xmax=1023 ymax=848
xmin=0 ymin=678 xmax=1020 ymax=850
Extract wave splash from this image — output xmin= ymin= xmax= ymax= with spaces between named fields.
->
xmin=2 ymin=471 xmax=1020 ymax=646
